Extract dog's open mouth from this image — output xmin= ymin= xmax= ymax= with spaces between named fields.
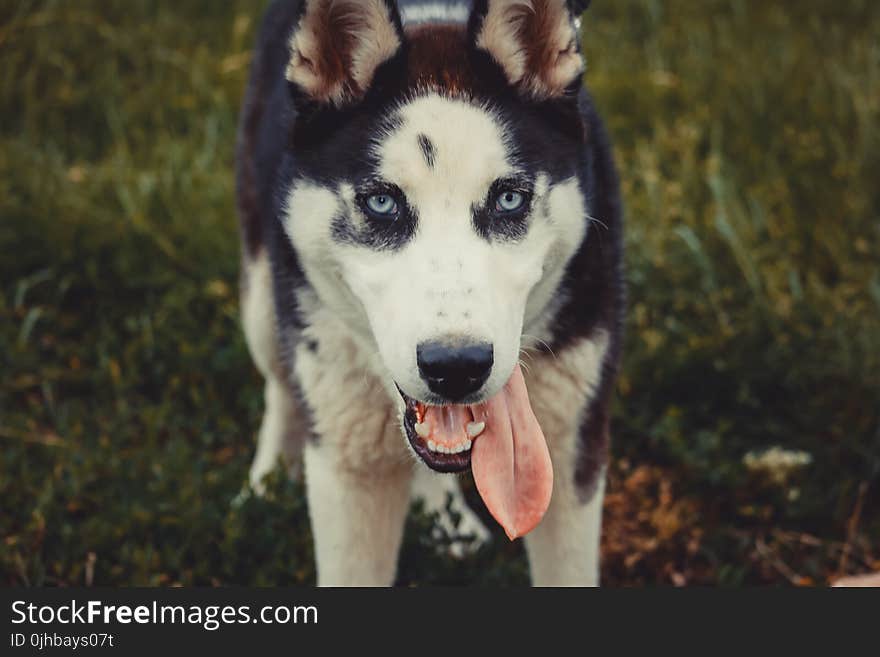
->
xmin=400 ymin=390 xmax=484 ymax=473
xmin=398 ymin=365 xmax=555 ymax=540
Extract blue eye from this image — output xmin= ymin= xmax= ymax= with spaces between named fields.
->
xmin=495 ymin=190 xmax=526 ymax=213
xmin=365 ymin=194 xmax=399 ymax=218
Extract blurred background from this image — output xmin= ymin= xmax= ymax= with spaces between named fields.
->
xmin=1 ymin=0 xmax=878 ymax=586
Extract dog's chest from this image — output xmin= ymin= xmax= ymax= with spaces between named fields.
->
xmin=292 ymin=308 xmax=412 ymax=475
xmin=523 ymin=331 xmax=609 ymax=459
xmin=292 ymin=302 xmax=608 ymax=471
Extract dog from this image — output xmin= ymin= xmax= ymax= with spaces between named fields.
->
xmin=235 ymin=0 xmax=623 ymax=586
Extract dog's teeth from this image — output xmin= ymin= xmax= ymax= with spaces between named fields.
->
xmin=466 ymin=421 xmax=486 ymax=438
xmin=415 ymin=422 xmax=431 ymax=438
xmin=426 ymin=438 xmax=475 ymax=455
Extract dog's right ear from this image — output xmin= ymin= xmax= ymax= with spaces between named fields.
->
xmin=468 ymin=0 xmax=586 ymax=101
xmin=286 ymin=0 xmax=404 ymax=108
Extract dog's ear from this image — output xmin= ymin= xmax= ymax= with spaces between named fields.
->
xmin=286 ymin=0 xmax=404 ymax=107
xmin=468 ymin=0 xmax=585 ymax=100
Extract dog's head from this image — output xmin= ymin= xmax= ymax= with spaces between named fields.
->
xmin=283 ymin=0 xmax=593 ymax=474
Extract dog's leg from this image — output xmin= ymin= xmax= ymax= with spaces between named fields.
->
xmin=411 ymin=469 xmax=491 ymax=557
xmin=524 ymin=464 xmax=605 ymax=587
xmin=305 ymin=444 xmax=413 ymax=586
xmin=293 ymin=306 xmax=418 ymax=585
xmin=249 ymin=378 xmax=306 ymax=492
xmin=241 ymin=250 xmax=306 ymax=492
xmin=522 ymin=333 xmax=612 ymax=586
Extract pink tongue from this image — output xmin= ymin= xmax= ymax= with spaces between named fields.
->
xmin=471 ymin=365 xmax=553 ymax=540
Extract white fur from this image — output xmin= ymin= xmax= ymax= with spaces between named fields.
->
xmin=522 ymin=332 xmax=610 ymax=586
xmin=525 ymin=331 xmax=609 ymax=442
xmin=242 ymin=252 xmax=308 ymax=491
xmin=292 ymin=305 xmax=414 ymax=586
xmin=400 ymin=2 xmax=469 ymax=24
xmin=521 ymin=177 xmax=588 ymax=340
xmin=249 ymin=378 xmax=307 ymax=491
xmin=244 ymin=266 xmax=609 ymax=586
xmin=282 ymin=182 xmax=376 ymax=342
xmin=526 ymin=474 xmax=605 ymax=586
xmin=305 ymin=442 xmax=413 ymax=586
xmin=293 ymin=305 xmax=407 ymax=472
xmin=285 ymin=94 xmax=587 ymax=407
xmin=241 ymin=250 xmax=281 ymax=380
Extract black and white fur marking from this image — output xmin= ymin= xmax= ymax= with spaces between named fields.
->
xmin=236 ymin=0 xmax=623 ymax=586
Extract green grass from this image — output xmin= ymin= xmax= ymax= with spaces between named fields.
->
xmin=1 ymin=0 xmax=878 ymax=586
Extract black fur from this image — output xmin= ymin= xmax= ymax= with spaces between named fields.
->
xmin=417 ymin=134 xmax=436 ymax=168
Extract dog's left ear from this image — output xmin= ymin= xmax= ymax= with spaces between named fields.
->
xmin=286 ymin=0 xmax=404 ymax=107
xmin=469 ymin=0 xmax=586 ymax=100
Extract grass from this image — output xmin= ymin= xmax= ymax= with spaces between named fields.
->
xmin=1 ymin=0 xmax=878 ymax=586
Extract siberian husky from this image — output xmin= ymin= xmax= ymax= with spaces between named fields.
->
xmin=236 ymin=0 xmax=624 ymax=586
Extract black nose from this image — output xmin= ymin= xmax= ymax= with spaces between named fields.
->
xmin=417 ymin=341 xmax=494 ymax=401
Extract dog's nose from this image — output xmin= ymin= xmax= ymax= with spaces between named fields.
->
xmin=417 ymin=341 xmax=494 ymax=401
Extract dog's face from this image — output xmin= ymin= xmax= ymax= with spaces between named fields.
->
xmin=283 ymin=0 xmax=592 ymax=471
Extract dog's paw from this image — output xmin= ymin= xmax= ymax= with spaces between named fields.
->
xmin=248 ymin=461 xmax=272 ymax=497
xmin=248 ymin=455 xmax=303 ymax=499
